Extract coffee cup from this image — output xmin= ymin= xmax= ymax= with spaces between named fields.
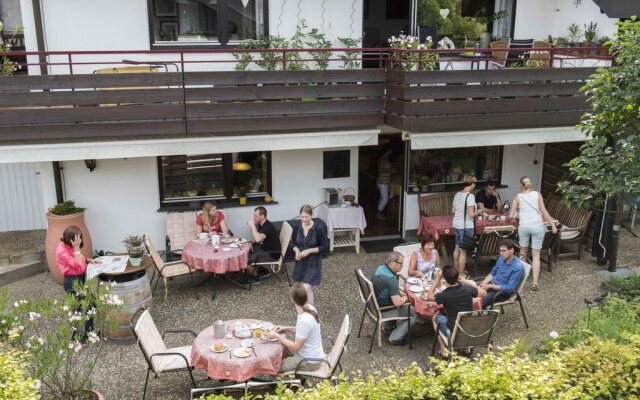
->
xmin=198 ymin=233 xmax=207 ymax=240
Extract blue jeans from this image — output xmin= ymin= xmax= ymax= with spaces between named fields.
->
xmin=63 ymin=275 xmax=93 ymax=334
xmin=454 ymin=228 xmax=474 ymax=248
xmin=482 ymin=290 xmax=511 ymax=309
xmin=434 ymin=314 xmax=450 ymax=338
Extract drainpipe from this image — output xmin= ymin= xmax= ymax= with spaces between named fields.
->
xmin=31 ymin=0 xmax=48 ymax=76
xmin=52 ymin=162 xmax=64 ymax=203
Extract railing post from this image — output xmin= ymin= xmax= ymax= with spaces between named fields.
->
xmin=180 ymin=52 xmax=188 ymax=135
xmin=282 ymin=50 xmax=287 ymax=70
xmin=67 ymin=53 xmax=73 ymax=75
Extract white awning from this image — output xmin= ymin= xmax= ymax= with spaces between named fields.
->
xmin=0 ymin=130 xmax=379 ymax=163
xmin=408 ymin=126 xmax=588 ymax=150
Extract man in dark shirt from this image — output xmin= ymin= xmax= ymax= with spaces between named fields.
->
xmin=427 ymin=265 xmax=486 ymax=355
xmin=245 ymin=206 xmax=281 ymax=283
xmin=476 ymin=180 xmax=503 ymax=212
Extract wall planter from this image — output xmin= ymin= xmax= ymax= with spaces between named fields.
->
xmin=45 ymin=208 xmax=93 ymax=285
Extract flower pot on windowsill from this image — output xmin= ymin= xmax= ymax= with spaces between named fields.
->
xmin=239 ymin=195 xmax=248 ymax=205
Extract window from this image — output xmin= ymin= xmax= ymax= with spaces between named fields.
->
xmin=323 ymin=150 xmax=350 ymax=179
xmin=158 ymin=151 xmax=271 ymax=207
xmin=408 ymin=146 xmax=502 ymax=193
xmin=150 ymin=0 xmax=267 ymax=47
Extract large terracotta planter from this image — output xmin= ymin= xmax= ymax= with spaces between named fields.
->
xmin=45 ymin=211 xmax=93 ymax=284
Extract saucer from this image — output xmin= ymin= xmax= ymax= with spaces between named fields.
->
xmin=241 ymin=339 xmax=255 ymax=348
xmin=408 ymin=285 xmax=423 ymax=293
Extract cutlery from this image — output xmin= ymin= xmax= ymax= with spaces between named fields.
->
xmin=229 ymin=350 xmax=232 ymax=359
xmin=252 ymin=347 xmax=257 ymax=358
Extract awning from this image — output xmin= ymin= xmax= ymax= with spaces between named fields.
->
xmin=408 ymin=126 xmax=588 ymax=150
xmin=0 ymin=130 xmax=379 ymax=163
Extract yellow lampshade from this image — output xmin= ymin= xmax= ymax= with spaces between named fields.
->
xmin=232 ymin=162 xmax=252 ymax=171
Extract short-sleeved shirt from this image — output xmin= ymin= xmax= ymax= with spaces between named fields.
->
xmin=255 ymin=220 xmax=280 ymax=254
xmin=476 ymin=189 xmax=498 ymax=210
xmin=452 ymin=191 xmax=476 ymax=229
xmin=195 ymin=211 xmax=225 ymax=233
xmin=435 ymin=284 xmax=479 ymax=332
xmin=371 ymin=264 xmax=400 ymax=307
xmin=295 ymin=306 xmax=326 ymax=362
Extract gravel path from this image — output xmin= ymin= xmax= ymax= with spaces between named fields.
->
xmin=4 ymin=229 xmax=639 ymax=400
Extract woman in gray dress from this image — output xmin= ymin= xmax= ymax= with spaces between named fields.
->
xmin=292 ymin=204 xmax=328 ymax=306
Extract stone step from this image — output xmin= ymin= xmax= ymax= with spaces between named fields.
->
xmin=0 ymin=256 xmax=47 ymax=287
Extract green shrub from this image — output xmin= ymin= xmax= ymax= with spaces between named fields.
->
xmin=0 ymin=345 xmax=40 ymax=400
xmin=610 ymin=273 xmax=640 ymax=299
xmin=49 ymin=200 xmax=85 ymax=216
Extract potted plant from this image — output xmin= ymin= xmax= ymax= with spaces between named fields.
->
xmin=45 ymin=200 xmax=93 ymax=285
xmin=582 ymin=22 xmax=597 ymax=53
xmin=597 ymin=35 xmax=611 ymax=55
xmin=122 ymin=235 xmax=145 ymax=266
xmin=420 ymin=176 xmax=431 ymax=192
xmin=238 ymin=188 xmax=248 ymax=206
xmin=1 ymin=280 xmax=122 ymax=399
xmin=477 ymin=10 xmax=507 ymax=49
xmin=567 ymin=23 xmax=582 ymax=47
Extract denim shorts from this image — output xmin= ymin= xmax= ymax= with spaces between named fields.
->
xmin=454 ymin=228 xmax=474 ymax=248
xmin=518 ymin=224 xmax=546 ymax=249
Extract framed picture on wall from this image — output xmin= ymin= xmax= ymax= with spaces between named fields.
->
xmin=160 ymin=21 xmax=179 ymax=41
xmin=155 ymin=0 xmax=177 ymax=17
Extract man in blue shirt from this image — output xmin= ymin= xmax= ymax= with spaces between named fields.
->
xmin=479 ymin=239 xmax=524 ymax=309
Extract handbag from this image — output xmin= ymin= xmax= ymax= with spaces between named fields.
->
xmin=459 ymin=193 xmax=478 ymax=251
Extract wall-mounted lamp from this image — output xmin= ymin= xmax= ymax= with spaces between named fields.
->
xmin=84 ymin=159 xmax=97 ymax=172
xmin=232 ymin=162 xmax=252 ymax=171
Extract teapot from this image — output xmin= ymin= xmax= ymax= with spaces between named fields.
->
xmin=213 ymin=320 xmax=225 ymax=339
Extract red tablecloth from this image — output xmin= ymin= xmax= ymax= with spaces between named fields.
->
xmin=182 ymin=241 xmax=250 ymax=274
xmin=404 ymin=281 xmax=482 ymax=317
xmin=191 ymin=319 xmax=286 ymax=382
xmin=417 ymin=214 xmax=515 ymax=240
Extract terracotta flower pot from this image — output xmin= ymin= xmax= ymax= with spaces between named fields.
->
xmin=89 ymin=389 xmax=104 ymax=400
xmin=45 ymin=211 xmax=93 ymax=285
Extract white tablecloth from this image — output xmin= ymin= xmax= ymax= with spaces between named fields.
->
xmin=316 ymin=203 xmax=367 ymax=238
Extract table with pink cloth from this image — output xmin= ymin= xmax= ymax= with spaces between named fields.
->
xmin=417 ymin=213 xmax=516 ymax=240
xmin=181 ymin=241 xmax=250 ymax=274
xmin=191 ymin=319 xmax=286 ymax=382
xmin=404 ymin=281 xmax=482 ymax=317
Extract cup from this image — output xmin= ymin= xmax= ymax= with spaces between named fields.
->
xmin=198 ymin=233 xmax=207 ymax=240
xmin=500 ymin=215 xmax=506 ymax=221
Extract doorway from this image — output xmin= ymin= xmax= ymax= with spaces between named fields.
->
xmin=362 ymin=0 xmax=414 ymax=68
xmin=358 ymin=134 xmax=404 ymax=237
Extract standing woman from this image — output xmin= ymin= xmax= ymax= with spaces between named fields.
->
xmin=509 ymin=176 xmax=557 ymax=291
xmin=452 ymin=174 xmax=480 ymax=276
xmin=195 ymin=201 xmax=229 ymax=236
xmin=292 ymin=204 xmax=329 ymax=306
xmin=408 ymin=232 xmax=441 ymax=278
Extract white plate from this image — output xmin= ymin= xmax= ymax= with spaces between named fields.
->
xmin=238 ymin=238 xmax=248 ymax=244
xmin=262 ymin=335 xmax=279 ymax=342
xmin=406 ymin=277 xmax=421 ymax=285
xmin=241 ymin=339 xmax=255 ymax=348
xmin=408 ymin=285 xmax=424 ymax=293
xmin=230 ymin=243 xmax=242 ymax=248
xmin=248 ymin=321 xmax=262 ymax=330
xmin=233 ymin=347 xmax=253 ymax=358
xmin=210 ymin=343 xmax=229 ymax=353
xmin=222 ymin=248 xmax=232 ymax=252
xmin=262 ymin=322 xmax=274 ymax=330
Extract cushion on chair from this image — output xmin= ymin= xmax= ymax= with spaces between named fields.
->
xmin=282 ymin=363 xmax=330 ymax=379
xmin=162 ymin=261 xmax=194 ymax=278
xmin=134 ymin=310 xmax=167 ymax=372
xmin=157 ymin=345 xmax=193 ymax=372
xmin=560 ymin=225 xmax=581 ymax=240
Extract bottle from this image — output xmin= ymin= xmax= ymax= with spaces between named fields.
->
xmin=503 ymin=200 xmax=511 ymax=213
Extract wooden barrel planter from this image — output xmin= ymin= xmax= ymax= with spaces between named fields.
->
xmin=100 ymin=271 xmax=153 ymax=340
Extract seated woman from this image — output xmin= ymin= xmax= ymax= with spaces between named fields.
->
xmin=265 ymin=283 xmax=326 ymax=373
xmin=195 ymin=201 xmax=229 ymax=236
xmin=408 ymin=233 xmax=441 ymax=279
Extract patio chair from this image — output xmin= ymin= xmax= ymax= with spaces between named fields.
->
xmin=473 ymin=225 xmax=517 ymax=276
xmin=392 ymin=242 xmax=420 ymax=278
xmin=530 ymin=40 xmax=552 ymax=68
xmin=355 ymin=268 xmax=412 ymax=353
xmin=131 ymin=309 xmax=196 ymax=400
xmin=190 ymin=380 xmax=302 ymax=399
xmin=431 ymin=309 xmax=500 ymax=361
xmin=489 ymin=39 xmax=510 ymax=69
xmin=283 ymin=314 xmax=352 ymax=383
xmin=165 ymin=211 xmax=196 ymax=261
xmin=506 ymin=39 xmax=534 ymax=66
xmin=555 ymin=208 xmax=593 ymax=261
xmin=250 ymin=221 xmax=293 ymax=287
xmin=145 ymin=234 xmax=199 ymax=300
xmin=488 ymin=261 xmax=531 ymax=328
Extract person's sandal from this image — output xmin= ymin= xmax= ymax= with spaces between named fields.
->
xmin=531 ymin=283 xmax=539 ymax=291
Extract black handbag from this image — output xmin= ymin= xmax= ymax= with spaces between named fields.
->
xmin=459 ymin=193 xmax=478 ymax=251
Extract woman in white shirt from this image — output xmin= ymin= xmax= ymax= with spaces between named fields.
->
xmin=266 ymin=283 xmax=326 ymax=372
xmin=408 ymin=232 xmax=441 ymax=279
xmin=451 ymin=174 xmax=480 ymax=276
xmin=509 ymin=176 xmax=557 ymax=291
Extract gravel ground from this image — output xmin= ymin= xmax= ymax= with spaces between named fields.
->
xmin=4 ymin=229 xmax=640 ymax=400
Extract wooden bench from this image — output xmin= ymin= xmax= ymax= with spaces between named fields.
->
xmin=418 ymin=192 xmax=456 ymax=217
xmin=545 ymin=194 xmax=593 ymax=260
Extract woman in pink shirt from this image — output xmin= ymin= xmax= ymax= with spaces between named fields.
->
xmin=195 ymin=201 xmax=229 ymax=236
xmin=55 ymin=225 xmax=100 ymax=294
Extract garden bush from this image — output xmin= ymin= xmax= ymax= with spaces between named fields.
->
xmin=609 ymin=273 xmax=640 ymax=299
xmin=0 ymin=345 xmax=40 ymax=400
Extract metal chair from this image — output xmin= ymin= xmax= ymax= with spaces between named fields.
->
xmin=355 ymin=268 xmax=412 ymax=353
xmin=131 ymin=309 xmax=196 ymax=400
xmin=145 ymin=234 xmax=199 ymax=300
xmin=250 ymin=221 xmax=294 ymax=286
xmin=392 ymin=242 xmax=420 ymax=277
xmin=489 ymin=261 xmax=532 ymax=328
xmin=431 ymin=310 xmax=500 ymax=361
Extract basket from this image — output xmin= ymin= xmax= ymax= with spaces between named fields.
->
xmin=343 ymin=187 xmax=356 ymax=203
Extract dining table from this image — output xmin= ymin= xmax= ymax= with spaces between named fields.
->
xmin=191 ymin=319 xmax=286 ymax=382
xmin=417 ymin=212 xmax=516 ymax=241
xmin=181 ymin=239 xmax=250 ymax=275
xmin=404 ymin=279 xmax=483 ymax=318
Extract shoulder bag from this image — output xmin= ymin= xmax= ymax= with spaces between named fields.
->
xmin=459 ymin=193 xmax=478 ymax=251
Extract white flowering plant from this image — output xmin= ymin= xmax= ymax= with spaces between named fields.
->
xmin=388 ymin=33 xmax=438 ymax=71
xmin=0 ymin=279 xmax=122 ymax=399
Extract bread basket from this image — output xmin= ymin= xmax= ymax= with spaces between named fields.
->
xmin=342 ymin=187 xmax=356 ymax=203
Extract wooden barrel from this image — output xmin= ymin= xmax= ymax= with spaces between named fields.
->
xmin=101 ymin=272 xmax=153 ymax=340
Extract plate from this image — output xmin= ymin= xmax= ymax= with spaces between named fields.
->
xmin=233 ymin=329 xmax=252 ymax=339
xmin=233 ymin=347 xmax=253 ymax=358
xmin=262 ymin=335 xmax=279 ymax=342
xmin=222 ymin=248 xmax=232 ymax=252
xmin=238 ymin=238 xmax=248 ymax=244
xmin=241 ymin=339 xmax=255 ymax=348
xmin=406 ymin=277 xmax=421 ymax=285
xmin=230 ymin=243 xmax=242 ymax=248
xmin=408 ymin=285 xmax=424 ymax=293
xmin=249 ymin=321 xmax=262 ymax=330
xmin=210 ymin=343 xmax=229 ymax=353
xmin=221 ymin=239 xmax=234 ymax=244
xmin=262 ymin=322 xmax=274 ymax=330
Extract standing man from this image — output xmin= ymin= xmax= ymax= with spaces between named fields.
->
xmin=376 ymin=144 xmax=393 ymax=221
xmin=371 ymin=251 xmax=420 ymax=345
xmin=476 ymin=180 xmax=503 ymax=212
xmin=245 ymin=206 xmax=281 ymax=284
xmin=479 ymin=239 xmax=524 ymax=309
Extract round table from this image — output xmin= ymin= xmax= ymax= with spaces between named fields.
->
xmin=182 ymin=241 xmax=250 ymax=274
xmin=191 ymin=319 xmax=285 ymax=382
xmin=405 ymin=281 xmax=482 ymax=317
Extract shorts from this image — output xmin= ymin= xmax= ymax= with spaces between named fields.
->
xmin=454 ymin=228 xmax=474 ymax=248
xmin=518 ymin=224 xmax=546 ymax=249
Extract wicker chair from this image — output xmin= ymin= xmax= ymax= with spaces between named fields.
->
xmin=165 ymin=211 xmax=196 ymax=261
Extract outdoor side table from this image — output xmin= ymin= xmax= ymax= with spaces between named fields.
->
xmin=316 ymin=203 xmax=366 ymax=254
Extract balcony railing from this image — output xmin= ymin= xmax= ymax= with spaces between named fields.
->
xmin=0 ymin=47 xmax=612 ymax=144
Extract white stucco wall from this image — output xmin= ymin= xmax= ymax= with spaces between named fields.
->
xmin=514 ymin=0 xmax=618 ymax=41
xmin=402 ymin=144 xmax=545 ymax=233
xmin=47 ymin=147 xmax=358 ymax=252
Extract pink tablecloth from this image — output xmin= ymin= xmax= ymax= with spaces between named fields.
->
xmin=182 ymin=241 xmax=250 ymax=274
xmin=417 ymin=214 xmax=516 ymax=240
xmin=191 ymin=319 xmax=285 ymax=382
xmin=405 ymin=282 xmax=482 ymax=317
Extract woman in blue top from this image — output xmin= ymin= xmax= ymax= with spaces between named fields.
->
xmin=292 ymin=204 xmax=329 ymax=306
